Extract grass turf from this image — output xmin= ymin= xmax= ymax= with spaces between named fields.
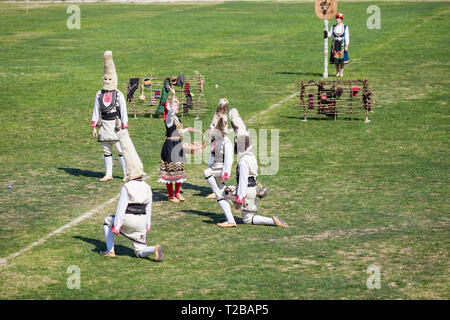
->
xmin=0 ymin=1 xmax=449 ymax=299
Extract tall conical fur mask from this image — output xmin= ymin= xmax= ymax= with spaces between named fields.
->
xmin=229 ymin=108 xmax=252 ymax=155
xmin=117 ymin=129 xmax=146 ymax=181
xmin=209 ymin=98 xmax=229 ymax=138
xmin=229 ymin=108 xmax=247 ymax=137
xmin=103 ymin=50 xmax=118 ymax=91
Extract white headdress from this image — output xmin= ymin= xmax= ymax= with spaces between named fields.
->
xmin=209 ymin=98 xmax=229 ymax=139
xmin=229 ymin=108 xmax=252 ymax=155
xmin=103 ymin=50 xmax=118 ymax=91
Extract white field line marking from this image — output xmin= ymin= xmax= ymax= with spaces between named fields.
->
xmin=2 ymin=98 xmax=292 ymax=267
xmin=370 ymin=9 xmax=449 ymax=54
xmin=248 ymin=92 xmax=298 ymax=123
xmin=0 ymin=194 xmax=119 ymax=267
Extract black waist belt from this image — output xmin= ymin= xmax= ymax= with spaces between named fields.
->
xmin=101 ymin=111 xmax=120 ymax=120
xmin=248 ymin=177 xmax=256 ymax=187
xmin=125 ymin=203 xmax=146 ymax=215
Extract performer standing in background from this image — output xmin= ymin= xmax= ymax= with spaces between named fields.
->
xmin=158 ymin=86 xmax=194 ymax=203
xmin=203 ymin=98 xmax=235 ymax=227
xmin=91 ymin=51 xmax=128 ymax=182
xmin=101 ymin=128 xmax=163 ymax=261
xmin=227 ymin=108 xmax=288 ymax=228
xmin=328 ymin=12 xmax=350 ymax=77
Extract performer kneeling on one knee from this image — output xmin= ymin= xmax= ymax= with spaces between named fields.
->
xmin=158 ymin=86 xmax=194 ymax=202
xmin=228 ymin=108 xmax=289 ymax=228
xmin=101 ymin=129 xmax=163 ymax=261
xmin=91 ymin=51 xmax=128 ymax=182
xmin=203 ymin=98 xmax=236 ymax=227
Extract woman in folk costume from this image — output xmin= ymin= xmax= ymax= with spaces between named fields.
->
xmin=203 ymin=98 xmax=235 ymax=227
xmin=91 ymin=51 xmax=128 ymax=182
xmin=328 ymin=12 xmax=350 ymax=77
xmin=157 ymin=86 xmax=194 ymax=203
xmin=101 ymin=128 xmax=163 ymax=261
xmin=225 ymin=108 xmax=288 ymax=228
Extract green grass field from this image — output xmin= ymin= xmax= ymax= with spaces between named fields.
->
xmin=0 ymin=1 xmax=449 ymax=299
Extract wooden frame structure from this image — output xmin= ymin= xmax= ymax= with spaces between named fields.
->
xmin=297 ymin=79 xmax=374 ymax=122
xmin=124 ymin=71 xmax=207 ymax=119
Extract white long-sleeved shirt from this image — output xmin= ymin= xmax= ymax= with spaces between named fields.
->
xmin=208 ymin=138 xmax=234 ymax=180
xmin=328 ymin=24 xmax=350 ymax=46
xmin=222 ymin=139 xmax=233 ymax=179
xmin=90 ymin=89 xmax=128 ymax=129
xmin=236 ymin=160 xmax=250 ymax=203
xmin=112 ymin=184 xmax=152 ymax=233
xmin=165 ymin=106 xmax=179 ymax=129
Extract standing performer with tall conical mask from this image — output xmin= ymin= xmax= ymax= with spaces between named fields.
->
xmin=228 ymin=108 xmax=289 ymax=228
xmin=100 ymin=128 xmax=163 ymax=261
xmin=91 ymin=51 xmax=128 ymax=182
xmin=203 ymin=98 xmax=235 ymax=227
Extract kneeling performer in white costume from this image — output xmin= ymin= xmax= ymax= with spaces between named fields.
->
xmin=203 ymin=98 xmax=236 ymax=227
xmin=100 ymin=129 xmax=163 ymax=261
xmin=228 ymin=108 xmax=289 ymax=228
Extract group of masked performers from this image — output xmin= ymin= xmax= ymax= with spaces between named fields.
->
xmin=91 ymin=51 xmax=288 ymax=262
xmin=203 ymin=101 xmax=289 ymax=229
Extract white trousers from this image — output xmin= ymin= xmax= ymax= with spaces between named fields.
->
xmin=104 ymin=214 xmax=150 ymax=256
xmin=204 ymin=168 xmax=235 ymax=224
xmin=102 ymin=141 xmax=123 ymax=156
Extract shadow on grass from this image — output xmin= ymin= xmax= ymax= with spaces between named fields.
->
xmin=286 ymin=116 xmax=366 ymax=121
xmin=59 ymin=167 xmax=109 ymax=179
xmin=151 ymin=182 xmax=210 ymax=202
xmin=276 ymin=71 xmax=323 ymax=77
xmin=182 ymin=209 xmax=242 ymax=225
xmin=182 ymin=182 xmax=211 ymax=197
xmin=151 ymin=188 xmax=170 ymax=202
xmin=73 ymin=236 xmax=136 ymax=257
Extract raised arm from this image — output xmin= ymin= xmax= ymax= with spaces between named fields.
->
xmin=165 ymin=86 xmax=177 ymax=127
